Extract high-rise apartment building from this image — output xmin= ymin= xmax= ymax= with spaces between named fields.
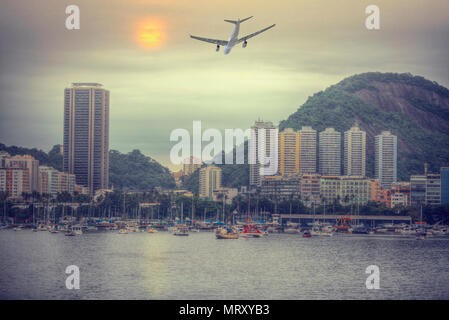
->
xmin=319 ymin=128 xmax=341 ymax=176
xmin=278 ymin=128 xmax=300 ymax=176
xmin=64 ymin=83 xmax=110 ymax=195
xmin=441 ymin=167 xmax=449 ymax=205
xmin=410 ymin=175 xmax=426 ymax=206
xmin=344 ymin=125 xmax=366 ymax=177
xmin=375 ymin=131 xmax=397 ymax=189
xmin=0 ymin=167 xmax=30 ymax=198
xmin=199 ymin=166 xmax=222 ymax=198
xmin=299 ymin=126 xmax=317 ymax=174
xmin=0 ymin=152 xmax=39 ymax=198
xmin=425 ymin=173 xmax=441 ymax=205
xmin=249 ymin=120 xmax=278 ymax=186
xmin=3 ymin=154 xmax=39 ymax=192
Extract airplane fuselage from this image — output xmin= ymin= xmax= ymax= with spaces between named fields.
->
xmin=224 ymin=22 xmax=240 ymax=54
xmin=190 ymin=16 xmax=274 ymax=55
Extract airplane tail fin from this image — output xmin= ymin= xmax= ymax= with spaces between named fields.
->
xmin=224 ymin=16 xmax=253 ymax=24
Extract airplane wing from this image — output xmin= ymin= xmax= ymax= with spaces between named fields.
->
xmin=190 ymin=35 xmax=228 ymax=46
xmin=238 ymin=24 xmax=276 ymax=43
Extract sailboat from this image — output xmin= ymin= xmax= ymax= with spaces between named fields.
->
xmin=416 ymin=205 xmax=426 ymax=240
xmin=173 ymin=202 xmax=189 ymax=236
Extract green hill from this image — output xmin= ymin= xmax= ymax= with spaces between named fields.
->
xmin=109 ymin=149 xmax=175 ymax=190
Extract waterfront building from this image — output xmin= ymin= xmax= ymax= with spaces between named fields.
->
xmin=442 ymin=167 xmax=449 ymax=205
xmin=199 ymin=166 xmax=222 ymax=198
xmin=249 ymin=120 xmax=278 ymax=186
xmin=390 ymin=182 xmax=410 ymax=206
xmin=390 ymin=193 xmax=408 ymax=208
xmin=58 ymin=171 xmax=76 ymax=194
xmin=0 ymin=153 xmax=40 ymax=198
xmin=212 ymin=187 xmax=238 ymax=204
xmin=370 ymin=179 xmax=381 ymax=202
xmin=3 ymin=154 xmax=39 ymax=192
xmin=344 ymin=125 xmax=366 ymax=177
xmin=39 ymin=166 xmax=58 ymax=195
xmin=425 ymin=173 xmax=441 ymax=205
xmin=410 ymin=175 xmax=426 ymax=206
xmin=260 ymin=175 xmax=301 ymax=201
xmin=63 ymin=83 xmax=110 ymax=195
xmin=0 ymin=167 xmax=30 ymax=198
xmin=320 ymin=175 xmax=371 ymax=205
xmin=319 ymin=128 xmax=341 ymax=176
xmin=299 ymin=126 xmax=317 ymax=174
xmin=278 ymin=128 xmax=300 ymax=176
xmin=182 ymin=156 xmax=202 ymax=176
xmin=301 ymin=174 xmax=321 ymax=207
xmin=375 ymin=131 xmax=397 ymax=189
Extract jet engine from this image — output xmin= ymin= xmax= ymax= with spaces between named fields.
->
xmin=242 ymin=41 xmax=247 ymax=48
xmin=216 ymin=45 xmax=220 ymax=52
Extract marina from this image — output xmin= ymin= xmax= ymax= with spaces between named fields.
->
xmin=1 ymin=227 xmax=449 ymax=299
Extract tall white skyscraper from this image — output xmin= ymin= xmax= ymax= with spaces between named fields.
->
xmin=375 ymin=131 xmax=397 ymax=189
xmin=249 ymin=120 xmax=278 ymax=187
xmin=299 ymin=126 xmax=317 ymax=174
xmin=319 ymin=127 xmax=341 ymax=176
xmin=344 ymin=125 xmax=366 ymax=177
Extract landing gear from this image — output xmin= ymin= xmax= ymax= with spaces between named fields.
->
xmin=216 ymin=45 xmax=220 ymax=52
xmin=242 ymin=41 xmax=247 ymax=48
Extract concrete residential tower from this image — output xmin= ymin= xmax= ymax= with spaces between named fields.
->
xmin=249 ymin=120 xmax=278 ymax=187
xmin=344 ymin=125 xmax=366 ymax=177
xmin=199 ymin=166 xmax=222 ymax=198
xmin=63 ymin=83 xmax=110 ymax=195
xmin=319 ymin=127 xmax=341 ymax=176
xmin=278 ymin=128 xmax=300 ymax=176
xmin=299 ymin=126 xmax=317 ymax=174
xmin=375 ymin=131 xmax=397 ymax=189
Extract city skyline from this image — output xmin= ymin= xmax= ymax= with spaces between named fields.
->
xmin=0 ymin=0 xmax=448 ymax=171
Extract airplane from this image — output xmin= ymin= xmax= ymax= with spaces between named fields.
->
xmin=190 ymin=16 xmax=275 ymax=54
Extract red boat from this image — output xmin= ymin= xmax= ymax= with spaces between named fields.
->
xmin=303 ymin=230 xmax=312 ymax=238
xmin=241 ymin=224 xmax=263 ymax=238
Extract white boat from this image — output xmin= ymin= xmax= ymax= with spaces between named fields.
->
xmin=49 ymin=226 xmax=59 ymax=233
xmin=118 ymin=228 xmax=128 ymax=234
xmin=400 ymin=227 xmax=416 ymax=235
xmin=68 ymin=226 xmax=83 ymax=235
xmin=173 ymin=227 xmax=189 ymax=236
xmin=284 ymin=227 xmax=299 ymax=234
xmin=33 ymin=225 xmax=48 ymax=232
xmin=13 ymin=226 xmax=23 ymax=231
xmin=319 ymin=226 xmax=334 ymax=236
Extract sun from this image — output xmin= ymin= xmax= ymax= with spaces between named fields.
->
xmin=137 ymin=20 xmax=164 ymax=49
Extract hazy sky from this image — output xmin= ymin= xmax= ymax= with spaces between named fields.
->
xmin=0 ymin=0 xmax=448 ymax=170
